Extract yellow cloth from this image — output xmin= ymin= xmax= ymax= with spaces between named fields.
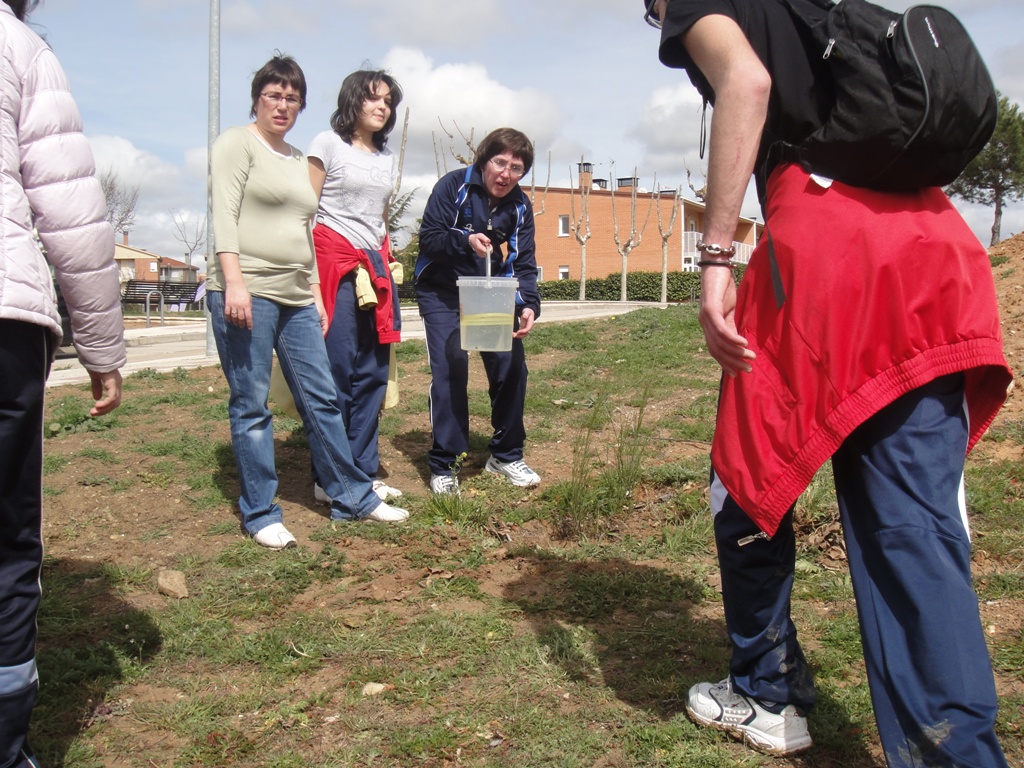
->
xmin=269 ymin=357 xmax=300 ymax=421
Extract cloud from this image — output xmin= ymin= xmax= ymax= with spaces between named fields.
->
xmin=89 ymin=136 xmax=210 ymax=258
xmin=629 ymin=82 xmax=707 ymax=175
xmin=221 ymin=0 xmax=319 ymax=36
xmin=89 ymin=135 xmax=182 ymax=199
xmin=362 ymin=0 xmax=504 ymax=48
xmin=381 ymin=48 xmax=562 ymax=178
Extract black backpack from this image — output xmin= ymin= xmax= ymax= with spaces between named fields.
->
xmin=775 ymin=0 xmax=998 ymax=191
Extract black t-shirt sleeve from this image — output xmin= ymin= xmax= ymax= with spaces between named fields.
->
xmin=657 ymin=0 xmax=739 ymax=103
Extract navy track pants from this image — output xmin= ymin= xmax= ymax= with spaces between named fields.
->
xmin=419 ymin=301 xmax=527 ymax=477
xmin=0 ymin=320 xmax=47 ymax=768
xmin=323 ymin=274 xmax=390 ymax=478
xmin=713 ymin=374 xmax=1007 ymax=767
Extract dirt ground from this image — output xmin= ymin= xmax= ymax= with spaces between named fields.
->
xmin=39 ymin=234 xmax=1024 ymax=766
xmin=47 ymin=232 xmax=1024 ymax=574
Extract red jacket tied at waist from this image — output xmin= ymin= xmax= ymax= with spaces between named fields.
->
xmin=712 ymin=165 xmax=1012 ymax=536
xmin=313 ymin=223 xmax=401 ymax=344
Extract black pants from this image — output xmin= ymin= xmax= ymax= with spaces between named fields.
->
xmin=418 ymin=297 xmax=528 ymax=477
xmin=0 ymin=320 xmax=48 ymax=768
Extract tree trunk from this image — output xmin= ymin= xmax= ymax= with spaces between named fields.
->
xmin=620 ymin=253 xmax=627 ymax=302
xmin=661 ymin=242 xmax=668 ymax=304
xmin=990 ymin=195 xmax=1003 ymax=247
xmin=578 ymin=244 xmax=587 ymax=301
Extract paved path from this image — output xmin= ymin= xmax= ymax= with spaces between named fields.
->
xmin=47 ymin=301 xmax=662 ymax=388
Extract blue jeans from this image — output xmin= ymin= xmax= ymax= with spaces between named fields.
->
xmin=208 ymin=292 xmax=381 ymax=532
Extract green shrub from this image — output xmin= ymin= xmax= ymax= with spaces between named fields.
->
xmin=539 ymin=268 xmax=745 ymax=302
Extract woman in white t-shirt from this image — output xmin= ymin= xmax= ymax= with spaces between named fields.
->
xmin=308 ymin=70 xmax=404 ymax=503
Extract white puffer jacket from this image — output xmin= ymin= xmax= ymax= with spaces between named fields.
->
xmin=0 ymin=4 xmax=124 ymax=371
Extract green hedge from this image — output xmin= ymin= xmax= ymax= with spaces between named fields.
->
xmin=538 ymin=267 xmax=745 ymax=302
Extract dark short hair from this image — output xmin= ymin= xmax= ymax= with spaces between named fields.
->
xmin=249 ymin=54 xmax=306 ymax=118
xmin=474 ymin=128 xmax=535 ymax=176
xmin=3 ymin=0 xmax=40 ymax=20
xmin=329 ymin=70 xmax=403 ymax=152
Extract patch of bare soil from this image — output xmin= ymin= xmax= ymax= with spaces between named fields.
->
xmin=990 ymin=232 xmax=1024 ymax=418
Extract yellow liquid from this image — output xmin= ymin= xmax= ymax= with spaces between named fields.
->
xmin=461 ymin=312 xmax=513 ymax=326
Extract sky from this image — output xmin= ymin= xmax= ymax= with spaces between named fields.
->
xmin=29 ymin=0 xmax=1024 ymax=268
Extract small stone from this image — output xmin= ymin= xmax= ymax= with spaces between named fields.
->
xmin=361 ymin=682 xmax=387 ymax=696
xmin=157 ymin=569 xmax=188 ymax=599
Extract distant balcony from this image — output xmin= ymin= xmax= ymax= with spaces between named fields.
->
xmin=681 ymin=231 xmax=754 ymax=272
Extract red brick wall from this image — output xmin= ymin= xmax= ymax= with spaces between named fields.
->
xmin=531 ymin=186 xmax=757 ymax=282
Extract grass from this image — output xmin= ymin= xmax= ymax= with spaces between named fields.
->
xmin=31 ymin=305 xmax=1024 ymax=767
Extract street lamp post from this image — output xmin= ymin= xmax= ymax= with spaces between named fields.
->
xmin=205 ymin=0 xmax=220 ymax=355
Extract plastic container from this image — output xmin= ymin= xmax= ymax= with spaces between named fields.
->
xmin=457 ymin=276 xmax=518 ymax=351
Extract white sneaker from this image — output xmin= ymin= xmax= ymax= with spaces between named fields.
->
xmin=686 ymin=679 xmax=812 ymax=756
xmin=372 ymin=479 xmax=403 ymax=501
xmin=252 ymin=522 xmax=297 ymax=550
xmin=430 ymin=474 xmax=459 ymax=495
xmin=363 ymin=501 xmax=410 ymax=523
xmin=319 ymin=481 xmax=403 ymax=503
xmin=485 ymin=456 xmax=541 ymax=487
xmin=313 ymin=483 xmax=330 ymax=505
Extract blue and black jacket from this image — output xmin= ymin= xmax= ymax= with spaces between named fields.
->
xmin=415 ymin=164 xmax=540 ymax=318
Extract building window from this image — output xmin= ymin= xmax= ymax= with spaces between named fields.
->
xmin=558 ymin=265 xmax=570 ymax=280
xmin=558 ymin=214 xmax=570 ymax=237
xmin=149 ymin=261 xmax=158 ymax=273
xmin=536 ymin=265 xmax=543 ymax=282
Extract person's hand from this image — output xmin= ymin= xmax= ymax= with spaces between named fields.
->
xmin=467 ymin=232 xmax=492 ymax=259
xmin=89 ymin=369 xmax=123 ymax=416
xmin=514 ymin=307 xmax=536 ymax=339
xmin=314 ymin=294 xmax=329 ymax=337
xmin=697 ymin=266 xmax=755 ymax=377
xmin=225 ymin=283 xmax=253 ymax=330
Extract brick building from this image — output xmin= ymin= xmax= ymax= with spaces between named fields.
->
xmin=113 ymin=234 xmax=200 ymax=286
xmin=531 ymin=163 xmax=761 ymax=282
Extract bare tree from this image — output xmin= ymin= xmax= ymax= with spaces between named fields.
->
xmin=527 ymin=149 xmax=551 ymax=217
xmin=99 ymin=170 xmax=139 ymax=237
xmin=387 ymin=107 xmax=419 ymax=241
xmin=609 ymin=163 xmax=654 ymax=302
xmin=685 ymin=160 xmax=708 ymax=203
xmin=432 ymin=118 xmax=475 ymax=176
xmin=169 ymin=210 xmax=206 ymax=281
xmin=568 ymin=156 xmax=593 ymax=300
xmin=653 ymin=176 xmax=683 ymax=304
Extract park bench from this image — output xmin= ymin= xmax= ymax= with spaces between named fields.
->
xmin=395 ymin=281 xmax=417 ymax=302
xmin=122 ymin=280 xmax=201 ymax=306
xmin=121 ymin=280 xmax=203 ymax=326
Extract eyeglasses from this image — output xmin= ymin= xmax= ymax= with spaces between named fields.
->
xmin=489 ymin=158 xmax=526 ymax=178
xmin=643 ymin=0 xmax=662 ymax=29
xmin=261 ymin=91 xmax=302 ymax=108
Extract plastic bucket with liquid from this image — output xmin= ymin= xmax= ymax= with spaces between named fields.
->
xmin=457 ymin=276 xmax=518 ymax=351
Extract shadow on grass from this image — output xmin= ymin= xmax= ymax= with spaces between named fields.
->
xmin=389 ymin=428 xmax=494 ymax=487
xmin=32 ymin=558 xmax=162 ymax=766
xmin=503 ymin=550 xmax=878 ymax=766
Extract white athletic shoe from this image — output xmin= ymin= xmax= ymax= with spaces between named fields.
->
xmin=372 ymin=479 xmax=403 ymax=501
xmin=686 ymin=679 xmax=812 ymax=756
xmin=313 ymin=483 xmax=331 ymax=505
xmin=484 ymin=456 xmax=541 ymax=487
xmin=252 ymin=522 xmax=297 ymax=550
xmin=430 ymin=474 xmax=459 ymax=495
xmin=363 ymin=501 xmax=410 ymax=523
xmin=318 ymin=481 xmax=403 ymax=503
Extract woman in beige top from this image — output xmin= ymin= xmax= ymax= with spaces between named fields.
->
xmin=209 ymin=55 xmax=408 ymax=550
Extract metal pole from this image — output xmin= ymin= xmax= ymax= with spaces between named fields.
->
xmin=205 ymin=0 xmax=220 ymax=356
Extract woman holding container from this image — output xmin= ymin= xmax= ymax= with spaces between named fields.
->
xmin=414 ymin=128 xmax=542 ymax=495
